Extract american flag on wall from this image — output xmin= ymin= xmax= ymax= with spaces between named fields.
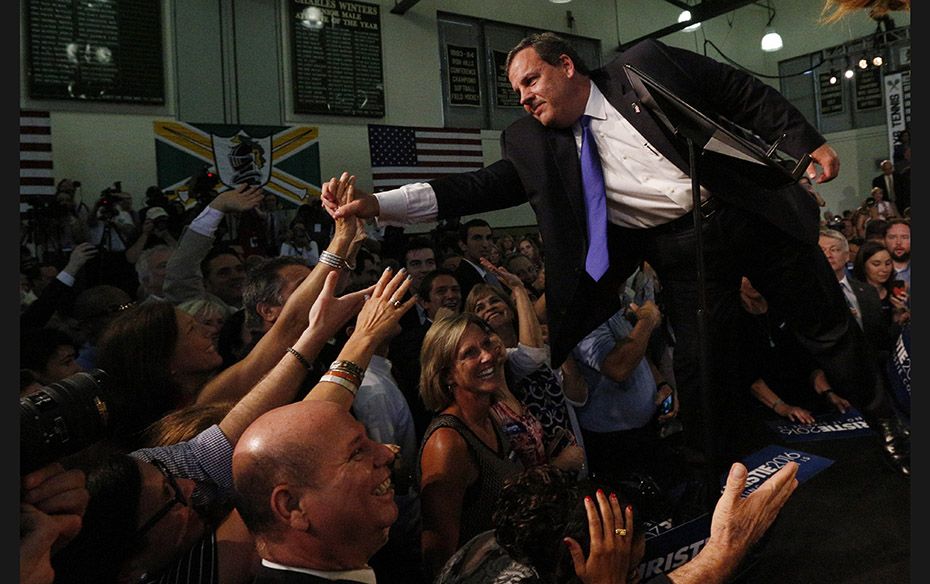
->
xmin=368 ymin=124 xmax=484 ymax=192
xmin=20 ymin=110 xmax=55 ymax=196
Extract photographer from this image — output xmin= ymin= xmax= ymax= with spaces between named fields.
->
xmin=21 ymin=179 xmax=91 ymax=267
xmin=139 ymin=186 xmax=185 ymax=240
xmin=87 ymin=184 xmax=136 ymax=253
xmin=125 ymin=207 xmax=178 ymax=265
xmin=84 ymin=183 xmax=140 ymax=295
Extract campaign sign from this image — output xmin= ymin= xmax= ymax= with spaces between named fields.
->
xmin=635 ymin=445 xmax=833 ymax=580
xmin=636 ymin=513 xmax=711 ymax=581
xmin=733 ymin=445 xmax=833 ymax=497
xmin=766 ymin=407 xmax=874 ymax=443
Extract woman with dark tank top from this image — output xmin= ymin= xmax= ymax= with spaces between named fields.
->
xmin=416 ymin=313 xmax=524 ymax=579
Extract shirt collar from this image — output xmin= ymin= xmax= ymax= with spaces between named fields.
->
xmin=262 ymin=560 xmax=377 ymax=584
xmin=583 ymin=81 xmax=609 ymax=122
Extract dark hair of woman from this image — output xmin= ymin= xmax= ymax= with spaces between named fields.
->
xmin=95 ymin=300 xmax=182 ymax=444
xmin=493 ymin=465 xmax=643 ymax=583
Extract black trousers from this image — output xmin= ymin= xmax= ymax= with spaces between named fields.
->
xmin=610 ymin=204 xmax=880 ymax=471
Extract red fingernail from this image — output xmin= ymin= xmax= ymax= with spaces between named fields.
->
xmin=626 ymin=505 xmax=632 ymax=513
xmin=585 ymin=496 xmax=592 ymax=503
xmin=610 ymin=492 xmax=617 ymax=500
xmin=597 ymin=488 xmax=604 ymax=496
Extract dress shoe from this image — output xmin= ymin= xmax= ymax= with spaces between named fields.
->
xmin=876 ymin=418 xmax=910 ymax=477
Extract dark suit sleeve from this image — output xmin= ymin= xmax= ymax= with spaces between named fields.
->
xmin=21 ymin=278 xmax=76 ymax=330
xmin=429 ymin=159 xmax=527 ymax=220
xmin=637 ymin=39 xmax=825 ymax=159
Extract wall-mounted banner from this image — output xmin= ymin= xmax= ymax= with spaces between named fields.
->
xmin=883 ymin=71 xmax=910 ymax=161
xmin=766 ymin=407 xmax=874 ymax=443
xmin=154 ymin=121 xmax=321 ymax=207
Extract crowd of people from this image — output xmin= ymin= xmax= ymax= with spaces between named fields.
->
xmin=20 ymin=27 xmax=910 ymax=584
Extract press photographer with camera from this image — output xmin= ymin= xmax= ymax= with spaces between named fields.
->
xmin=87 ymin=182 xmax=137 ymax=251
xmin=20 ymin=178 xmax=91 ymax=268
xmin=83 ymin=182 xmax=142 ymax=295
xmin=125 ymin=206 xmax=178 ymax=265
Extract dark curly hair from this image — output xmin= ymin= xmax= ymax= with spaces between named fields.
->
xmin=493 ymin=465 xmax=641 ymax=583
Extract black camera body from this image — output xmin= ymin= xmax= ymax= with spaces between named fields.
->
xmin=97 ymin=181 xmax=124 ymax=217
xmin=20 ymin=370 xmax=118 ymax=475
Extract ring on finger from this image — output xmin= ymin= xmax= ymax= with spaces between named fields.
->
xmin=392 ymin=299 xmax=402 ymax=308
xmin=614 ymin=528 xmax=627 ymax=537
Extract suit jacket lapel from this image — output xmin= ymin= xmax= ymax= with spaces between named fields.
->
xmin=547 ymin=127 xmax=588 ymax=234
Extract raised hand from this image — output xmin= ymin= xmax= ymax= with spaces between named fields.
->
xmin=324 ymin=173 xmax=362 ymax=243
xmin=321 ymin=172 xmax=380 ymax=220
xmin=628 ymin=300 xmax=662 ymax=330
xmin=62 ymin=242 xmax=98 ymax=276
xmin=352 ymin=267 xmax=417 ymax=345
xmin=209 ymin=184 xmax=264 ymax=213
xmin=306 ymin=270 xmax=373 ymax=342
xmin=479 ymin=257 xmax=523 ymax=290
xmin=566 ymin=489 xmax=633 ymax=584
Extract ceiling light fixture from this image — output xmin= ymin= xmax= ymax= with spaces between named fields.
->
xmin=678 ymin=10 xmax=701 ymax=32
xmin=760 ymin=1 xmax=783 ymax=52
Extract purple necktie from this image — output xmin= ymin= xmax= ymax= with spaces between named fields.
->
xmin=580 ymin=115 xmax=609 ymax=281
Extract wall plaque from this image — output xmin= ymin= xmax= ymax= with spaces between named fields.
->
xmin=818 ymin=72 xmax=844 ymax=116
xmin=446 ymin=44 xmax=480 ymax=106
xmin=855 ymin=68 xmax=883 ymax=111
xmin=291 ymin=0 xmax=384 ymax=117
xmin=493 ymin=49 xmax=521 ymax=108
xmin=26 ymin=0 xmax=165 ymax=104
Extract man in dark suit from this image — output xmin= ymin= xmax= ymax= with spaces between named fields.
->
xmin=233 ymin=400 xmax=402 ymax=583
xmin=324 ymin=33 xmax=906 ymax=474
xmin=872 ymin=159 xmax=909 ymax=212
xmin=452 ymin=218 xmax=504 ymax=299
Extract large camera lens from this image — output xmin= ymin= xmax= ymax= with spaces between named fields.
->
xmin=20 ymin=370 xmax=115 ymax=475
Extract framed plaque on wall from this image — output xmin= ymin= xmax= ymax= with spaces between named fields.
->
xmin=290 ymin=0 xmax=385 ymax=117
xmin=25 ymin=0 xmax=165 ymax=104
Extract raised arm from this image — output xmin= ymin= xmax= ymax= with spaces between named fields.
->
xmin=217 ymin=267 xmax=414 ymax=444
xmin=163 ymin=185 xmax=263 ymax=305
xmin=198 ymin=174 xmax=362 ymax=404
xmin=599 ymin=302 xmax=662 ymax=383
xmin=480 ymin=258 xmax=544 ymax=348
